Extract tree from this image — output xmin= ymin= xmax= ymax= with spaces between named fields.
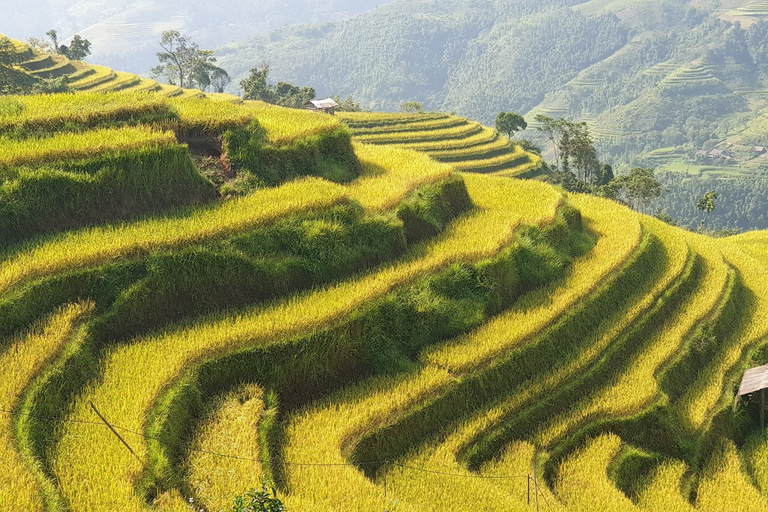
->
xmin=598 ymin=164 xmax=614 ymax=186
xmin=332 ymin=95 xmax=365 ymax=112
xmin=400 ymin=101 xmax=423 ymax=113
xmin=46 ymin=30 xmax=60 ymax=54
xmin=152 ymin=31 xmax=228 ymax=91
xmin=240 ymin=66 xmax=317 ymax=107
xmin=66 ymin=35 xmax=91 ymax=61
xmin=152 ymin=31 xmax=194 ymax=88
xmin=495 ymin=112 xmax=527 ymax=139
xmin=210 ymin=67 xmax=231 ymax=93
xmin=614 ymin=167 xmax=663 ymax=212
xmin=697 ymin=190 xmax=719 ymax=231
xmin=535 ymin=115 xmax=565 ymax=172
xmin=241 ymin=66 xmax=274 ymax=102
xmin=27 ymin=37 xmax=54 ymax=54
xmin=274 ymin=81 xmax=315 ymax=108
xmin=569 ymin=122 xmax=600 ymax=183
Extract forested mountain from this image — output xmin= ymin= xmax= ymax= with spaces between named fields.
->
xmin=0 ymin=0 xmax=392 ymax=74
xmin=217 ymin=0 xmax=768 ymax=231
xmin=217 ymin=0 xmax=630 ymax=115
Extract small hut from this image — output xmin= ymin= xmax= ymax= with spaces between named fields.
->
xmin=305 ymin=98 xmax=339 ymax=115
xmin=736 ymin=364 xmax=768 ymax=428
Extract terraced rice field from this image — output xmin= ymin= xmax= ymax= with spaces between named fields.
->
xmin=338 ymin=112 xmax=543 ymax=178
xmin=727 ymin=2 xmax=768 ymax=18
xmin=5 ymin=33 xmax=768 ymax=512
xmin=4 ymin=35 xmax=233 ymax=102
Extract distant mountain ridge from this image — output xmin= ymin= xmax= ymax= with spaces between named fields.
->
xmin=0 ymin=0 xmax=393 ymax=74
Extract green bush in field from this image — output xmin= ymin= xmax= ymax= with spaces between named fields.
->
xmin=231 ymin=483 xmax=285 ymax=512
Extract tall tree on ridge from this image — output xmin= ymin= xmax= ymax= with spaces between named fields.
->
xmin=495 ymin=112 xmax=527 ymax=140
xmin=697 ymin=190 xmax=719 ymax=231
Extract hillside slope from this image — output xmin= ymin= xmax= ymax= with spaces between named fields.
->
xmin=2 ymin=89 xmax=768 ymax=511
xmin=0 ymin=0 xmax=394 ymax=74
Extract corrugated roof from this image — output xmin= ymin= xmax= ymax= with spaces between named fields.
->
xmin=737 ymin=364 xmax=768 ymax=396
xmin=308 ymin=98 xmax=339 ymax=109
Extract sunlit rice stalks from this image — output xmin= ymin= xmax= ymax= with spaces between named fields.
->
xmin=636 ymin=461 xmax=695 ymax=511
xmin=0 ymin=303 xmax=92 ymax=512
xmin=450 ymin=146 xmax=530 ymax=172
xmin=396 ymin=127 xmax=498 ymax=152
xmin=0 ymin=127 xmax=177 ymax=169
xmin=678 ymin=240 xmax=768 ymax=429
xmin=336 ymin=111 xmax=448 ymax=128
xmin=355 ymin=122 xmax=482 ymax=144
xmin=350 ymin=116 xmax=468 ymax=135
xmin=51 ymin=174 xmax=562 ymax=511
xmin=348 ymin=143 xmax=453 ymax=210
xmin=554 ymin=434 xmax=636 ymax=512
xmin=426 ymin=135 xmax=511 ymax=161
xmin=534 ymin=221 xmax=726 ymax=446
xmin=0 ymin=178 xmax=347 ymax=296
xmin=426 ymin=193 xmax=641 ymax=372
xmin=0 ymin=93 xmax=170 ymax=134
xmin=68 ymin=65 xmax=116 ymax=90
xmin=280 ymin=194 xmax=638 ymax=511
xmin=186 ymin=384 xmax=265 ymax=512
xmin=696 ymin=440 xmax=768 ymax=512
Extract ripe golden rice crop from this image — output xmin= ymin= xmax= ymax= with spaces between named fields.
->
xmin=534 ymin=220 xmax=726 ymax=446
xmin=0 ymin=127 xmax=177 ymax=170
xmin=356 ymin=121 xmax=482 ymax=144
xmin=351 ymin=116 xmax=467 ymax=135
xmin=278 ymin=194 xmax=639 ymax=511
xmin=679 ymin=240 xmax=768 ymax=429
xmin=0 ymin=93 xmax=170 ymax=133
xmin=696 ymin=440 xmax=768 ymax=512
xmin=397 ymin=126 xmax=498 ymax=152
xmin=554 ymin=434 xmax=635 ymax=512
xmin=337 ymin=111 xmax=448 ymax=127
xmin=637 ymin=461 xmax=696 ymax=511
xmin=0 ymin=302 xmax=91 ymax=512
xmin=51 ymin=173 xmax=562 ymax=511
xmin=185 ymin=384 xmax=265 ymax=512
xmin=0 ymin=178 xmax=347 ymax=295
xmin=426 ymin=135 xmax=511 ymax=160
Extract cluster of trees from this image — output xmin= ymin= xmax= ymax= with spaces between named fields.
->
xmin=240 ymin=65 xmax=315 ymax=108
xmin=531 ymin=114 xmax=663 ymax=213
xmin=151 ymin=31 xmax=230 ymax=92
xmin=27 ymin=30 xmax=92 ymax=61
xmin=240 ymin=65 xmax=363 ymax=111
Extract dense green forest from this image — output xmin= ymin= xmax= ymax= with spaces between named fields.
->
xmin=217 ymin=0 xmax=629 ymax=115
xmin=654 ymin=173 xmax=768 ymax=231
xmin=216 ymin=0 xmax=768 ymax=232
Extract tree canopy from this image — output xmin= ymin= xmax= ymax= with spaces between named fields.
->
xmin=240 ymin=65 xmax=316 ymax=108
xmin=151 ymin=30 xmax=228 ymax=91
xmin=495 ymin=112 xmax=527 ymax=139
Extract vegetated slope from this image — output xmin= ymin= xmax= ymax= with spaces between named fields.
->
xmin=3 ymin=90 xmax=768 ymax=512
xmin=4 ymin=33 xmax=220 ymax=99
xmin=337 ymin=111 xmax=545 ymax=178
xmin=214 ymin=0 xmax=768 ymax=231
xmin=216 ymin=0 xmax=629 ymax=115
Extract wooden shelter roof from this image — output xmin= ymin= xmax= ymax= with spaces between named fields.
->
xmin=737 ymin=364 xmax=768 ymax=396
xmin=307 ymin=98 xmax=339 ymax=110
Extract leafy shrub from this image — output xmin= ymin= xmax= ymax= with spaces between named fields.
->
xmin=231 ymin=483 xmax=285 ymax=512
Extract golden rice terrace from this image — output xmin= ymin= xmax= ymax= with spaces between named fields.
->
xmin=2 ymin=36 xmax=768 ymax=512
